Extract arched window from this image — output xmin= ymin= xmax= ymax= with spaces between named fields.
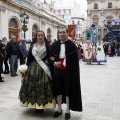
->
xmin=9 ymin=18 xmax=18 ymax=28
xmin=47 ymin=28 xmax=52 ymax=41
xmin=32 ymin=24 xmax=38 ymax=39
xmin=9 ymin=18 xmax=19 ymax=41
xmin=106 ymin=14 xmax=113 ymax=20
xmin=92 ymin=15 xmax=99 ymax=26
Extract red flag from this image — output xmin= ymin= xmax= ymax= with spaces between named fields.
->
xmin=68 ymin=25 xmax=76 ymax=38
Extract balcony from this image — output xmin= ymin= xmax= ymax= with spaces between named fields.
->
xmin=10 ymin=0 xmax=40 ymax=13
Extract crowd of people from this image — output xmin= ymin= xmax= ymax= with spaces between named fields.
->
xmin=0 ymin=36 xmax=30 ymax=82
xmin=0 ymin=26 xmax=120 ymax=119
xmin=72 ymin=40 xmax=120 ymax=65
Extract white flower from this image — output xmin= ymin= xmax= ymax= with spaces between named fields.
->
xmin=18 ymin=64 xmax=28 ymax=73
xmin=18 ymin=64 xmax=28 ymax=78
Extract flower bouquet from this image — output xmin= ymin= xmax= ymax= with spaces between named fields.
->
xmin=18 ymin=64 xmax=28 ymax=79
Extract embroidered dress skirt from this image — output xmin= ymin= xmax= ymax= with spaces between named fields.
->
xmin=19 ymin=60 xmax=56 ymax=109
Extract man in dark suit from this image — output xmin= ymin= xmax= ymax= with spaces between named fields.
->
xmin=50 ymin=26 xmax=82 ymax=120
xmin=7 ymin=35 xmax=19 ymax=77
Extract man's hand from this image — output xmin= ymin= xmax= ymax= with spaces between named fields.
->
xmin=55 ymin=61 xmax=62 ymax=68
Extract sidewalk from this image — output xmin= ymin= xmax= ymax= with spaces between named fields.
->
xmin=0 ymin=56 xmax=120 ymax=120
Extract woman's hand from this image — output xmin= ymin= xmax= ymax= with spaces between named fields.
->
xmin=50 ymin=56 xmax=55 ymax=60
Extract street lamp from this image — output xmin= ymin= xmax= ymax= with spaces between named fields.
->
xmin=20 ymin=12 xmax=29 ymax=38
xmin=100 ymin=9 xmax=104 ymax=41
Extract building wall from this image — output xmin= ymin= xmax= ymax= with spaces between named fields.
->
xmin=54 ymin=0 xmax=87 ymax=39
xmin=87 ymin=0 xmax=120 ymax=40
xmin=71 ymin=1 xmax=81 ymax=17
xmin=71 ymin=17 xmax=87 ymax=39
xmin=0 ymin=0 xmax=65 ymax=41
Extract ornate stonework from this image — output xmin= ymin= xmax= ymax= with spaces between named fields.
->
xmin=0 ymin=0 xmax=65 ymax=40
xmin=87 ymin=0 xmax=120 ymax=40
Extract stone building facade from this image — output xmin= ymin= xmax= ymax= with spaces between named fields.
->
xmin=54 ymin=0 xmax=87 ymax=40
xmin=0 ymin=0 xmax=65 ymax=42
xmin=87 ymin=0 xmax=120 ymax=40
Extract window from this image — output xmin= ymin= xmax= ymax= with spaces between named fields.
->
xmin=78 ymin=21 xmax=80 ymax=25
xmin=61 ymin=10 xmax=63 ymax=14
xmin=108 ymin=2 xmax=112 ymax=8
xmin=94 ymin=4 xmax=98 ymax=9
xmin=32 ymin=25 xmax=38 ymax=32
xmin=66 ymin=10 xmax=69 ymax=14
xmin=72 ymin=20 xmax=75 ymax=24
xmin=92 ymin=18 xmax=98 ymax=26
xmin=9 ymin=18 xmax=18 ymax=28
xmin=69 ymin=9 xmax=71 ymax=14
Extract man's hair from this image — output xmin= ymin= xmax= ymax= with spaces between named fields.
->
xmin=2 ymin=37 xmax=7 ymax=41
xmin=58 ymin=26 xmax=68 ymax=33
xmin=11 ymin=35 xmax=16 ymax=40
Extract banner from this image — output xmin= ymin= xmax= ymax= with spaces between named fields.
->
xmin=90 ymin=27 xmax=97 ymax=43
xmin=86 ymin=30 xmax=92 ymax=41
xmin=68 ymin=25 xmax=76 ymax=38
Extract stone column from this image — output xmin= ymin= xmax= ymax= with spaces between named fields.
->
xmin=0 ymin=3 xmax=6 ymax=39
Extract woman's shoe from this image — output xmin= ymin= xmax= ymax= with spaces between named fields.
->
xmin=0 ymin=79 xmax=4 ymax=82
xmin=35 ymin=109 xmax=44 ymax=113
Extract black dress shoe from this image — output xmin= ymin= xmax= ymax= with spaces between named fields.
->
xmin=4 ymin=71 xmax=9 ymax=74
xmin=65 ymin=113 xmax=70 ymax=120
xmin=6 ymin=72 xmax=9 ymax=74
xmin=35 ymin=109 xmax=44 ymax=113
xmin=53 ymin=111 xmax=62 ymax=118
xmin=11 ymin=75 xmax=16 ymax=77
xmin=1 ymin=77 xmax=4 ymax=79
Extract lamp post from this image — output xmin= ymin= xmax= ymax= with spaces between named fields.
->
xmin=20 ymin=12 xmax=29 ymax=39
xmin=101 ymin=9 xmax=104 ymax=41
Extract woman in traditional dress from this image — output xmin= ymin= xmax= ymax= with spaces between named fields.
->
xmin=96 ymin=41 xmax=107 ymax=64
xmin=92 ymin=42 xmax=97 ymax=62
xmin=83 ymin=42 xmax=92 ymax=64
xmin=19 ymin=30 xmax=56 ymax=112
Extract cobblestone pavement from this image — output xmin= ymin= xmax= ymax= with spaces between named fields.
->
xmin=0 ymin=56 xmax=120 ymax=120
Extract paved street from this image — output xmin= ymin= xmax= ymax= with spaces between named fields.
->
xmin=0 ymin=56 xmax=120 ymax=120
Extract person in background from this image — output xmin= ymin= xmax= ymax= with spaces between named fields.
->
xmin=18 ymin=39 xmax=27 ymax=65
xmin=73 ymin=39 xmax=78 ymax=47
xmin=26 ymin=39 xmax=31 ymax=53
xmin=7 ymin=35 xmax=19 ymax=77
xmin=0 ymin=42 xmax=5 ymax=82
xmin=83 ymin=42 xmax=92 ymax=64
xmin=103 ymin=42 xmax=108 ymax=57
xmin=2 ymin=37 xmax=9 ymax=74
xmin=96 ymin=41 xmax=107 ymax=64
xmin=78 ymin=44 xmax=83 ymax=60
